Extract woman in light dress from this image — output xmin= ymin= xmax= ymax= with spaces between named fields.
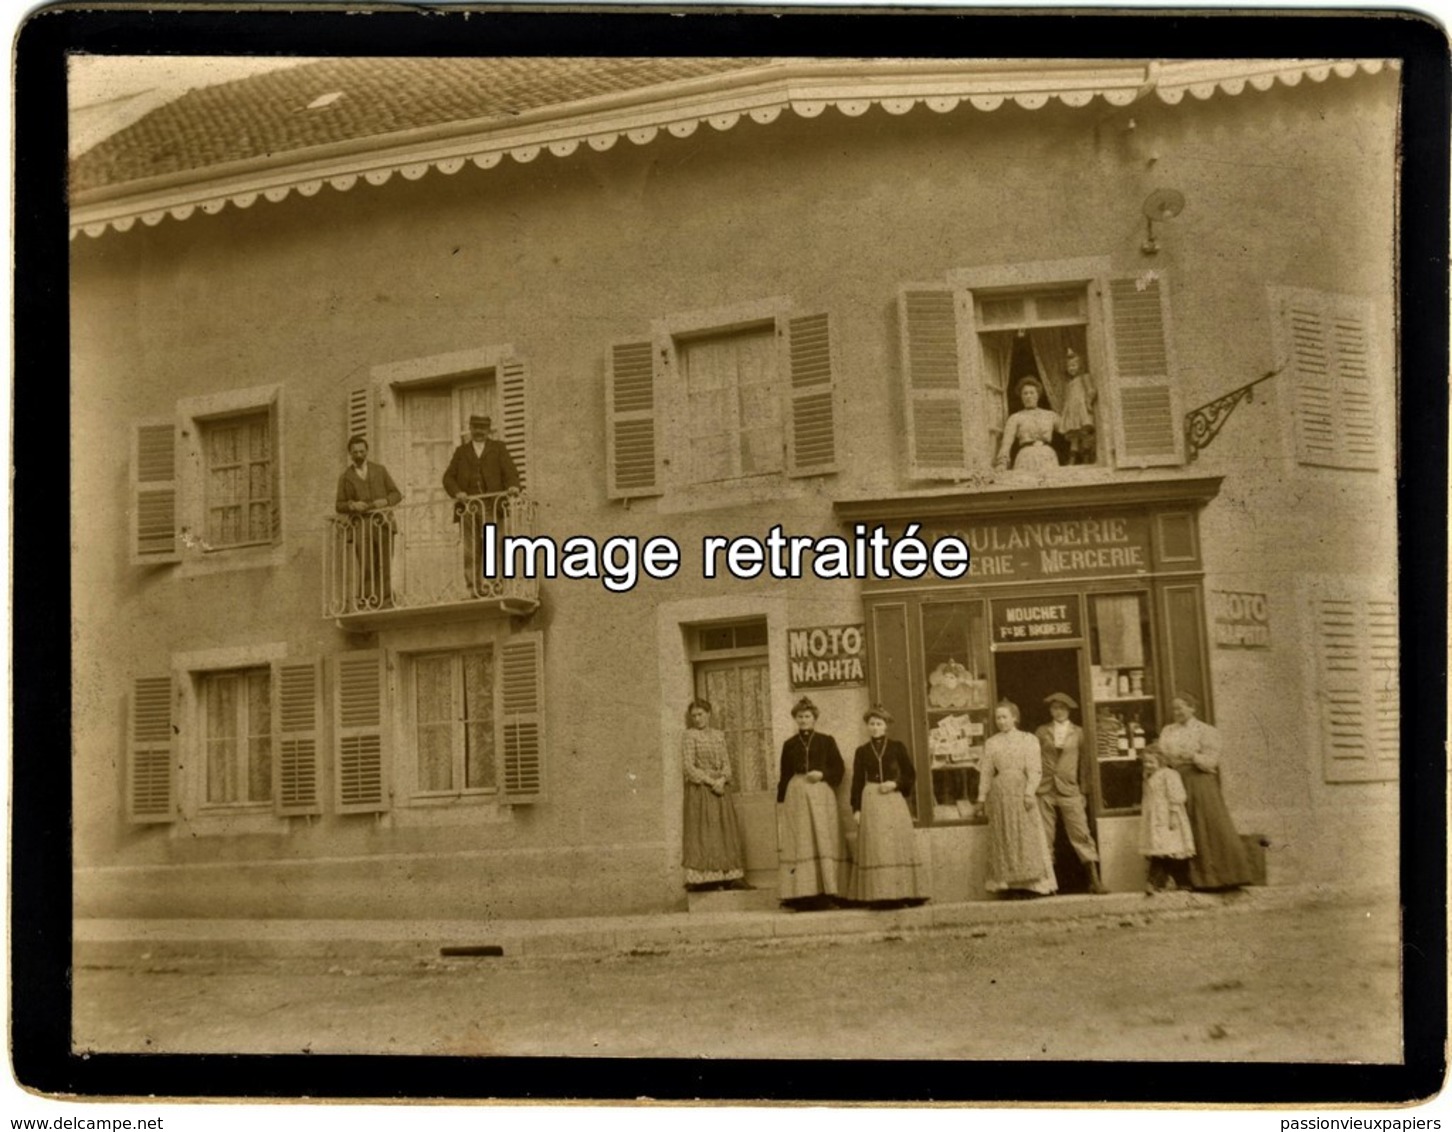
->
xmin=995 ymin=376 xmax=1063 ymax=473
xmin=976 ymin=700 xmax=1056 ymax=896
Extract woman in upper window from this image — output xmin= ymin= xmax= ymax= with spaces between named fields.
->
xmin=995 ymin=376 xmax=1063 ymax=473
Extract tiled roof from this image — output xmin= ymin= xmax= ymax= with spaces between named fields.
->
xmin=69 ymin=57 xmax=1395 ymax=238
xmin=70 ymin=56 xmax=764 ymax=195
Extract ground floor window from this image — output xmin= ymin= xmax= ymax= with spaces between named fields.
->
xmin=867 ymin=573 xmax=1209 ymax=829
xmin=200 ymin=668 xmax=272 ymax=807
xmin=412 ymin=647 xmax=498 ymax=796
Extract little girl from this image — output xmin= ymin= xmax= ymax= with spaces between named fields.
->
xmin=1140 ymin=747 xmax=1195 ymax=893
xmin=1060 ymin=347 xmax=1097 ymax=465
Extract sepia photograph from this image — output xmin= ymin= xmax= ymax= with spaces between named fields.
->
xmin=17 ymin=2 xmax=1444 ymax=1107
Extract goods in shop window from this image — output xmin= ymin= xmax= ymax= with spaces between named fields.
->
xmin=928 ymin=712 xmax=981 ymax=765
xmin=927 ymin=659 xmax=986 ymax=710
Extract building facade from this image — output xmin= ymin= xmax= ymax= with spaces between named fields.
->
xmin=70 ymin=58 xmax=1400 ymax=921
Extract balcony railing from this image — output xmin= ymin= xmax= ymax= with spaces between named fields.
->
xmin=323 ymin=492 xmax=539 ymax=625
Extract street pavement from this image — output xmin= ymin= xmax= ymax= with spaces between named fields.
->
xmin=72 ymin=882 xmax=1401 ymax=1064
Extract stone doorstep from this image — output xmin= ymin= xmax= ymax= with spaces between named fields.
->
xmin=73 ymin=883 xmax=1342 ymax=965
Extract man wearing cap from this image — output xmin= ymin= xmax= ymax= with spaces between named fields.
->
xmin=335 ymin=434 xmax=403 ymax=608
xmin=1034 ymin=692 xmax=1107 ymax=894
xmin=442 ymin=414 xmax=521 ymax=596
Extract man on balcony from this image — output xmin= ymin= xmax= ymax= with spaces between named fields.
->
xmin=336 ymin=434 xmax=403 ymax=609
xmin=443 ymin=414 xmax=521 ymax=598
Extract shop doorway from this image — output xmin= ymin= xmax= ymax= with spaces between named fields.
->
xmin=993 ymin=646 xmax=1098 ymax=894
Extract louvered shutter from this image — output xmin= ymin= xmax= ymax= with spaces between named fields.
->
xmin=782 ymin=312 xmax=838 ymax=476
xmin=1316 ymin=597 xmax=1399 ymax=783
xmin=499 ymin=355 xmax=529 ymax=489
xmin=334 ymin=650 xmax=389 ymax=813
xmin=1106 ymin=277 xmax=1185 ymax=467
xmin=500 ymin=632 xmax=545 ymax=803
xmin=127 ymin=676 xmax=175 ymax=823
xmin=899 ymin=286 xmax=972 ymax=479
xmin=606 ymin=340 xmax=661 ymax=498
xmin=1284 ymin=294 xmax=1379 ymax=470
xmin=268 ymin=400 xmax=283 ymax=544
xmin=346 ymin=386 xmax=373 ymax=450
xmin=273 ymin=659 xmax=323 ymax=816
xmin=131 ymin=421 xmax=180 ymax=564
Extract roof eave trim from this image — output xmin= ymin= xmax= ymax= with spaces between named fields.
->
xmin=70 ymin=58 xmax=1395 ymax=239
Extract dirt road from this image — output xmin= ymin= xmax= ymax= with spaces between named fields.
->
xmin=73 ymin=888 xmax=1400 ymax=1063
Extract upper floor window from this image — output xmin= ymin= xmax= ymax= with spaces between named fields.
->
xmin=898 ymin=261 xmax=1185 ymax=481
xmin=129 ymin=383 xmax=284 ymax=566
xmin=203 ymin=412 xmax=276 ymax=549
xmin=681 ymin=325 xmax=782 ymax=484
xmin=605 ymin=298 xmax=838 ymax=500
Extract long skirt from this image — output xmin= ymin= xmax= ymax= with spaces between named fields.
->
xmin=1179 ymin=765 xmax=1253 ymax=889
xmin=777 ymin=775 xmax=846 ymax=899
xmin=682 ymin=782 xmax=745 ymax=886
xmin=984 ymin=787 xmax=1057 ymax=894
xmin=845 ymin=787 xmax=928 ymax=903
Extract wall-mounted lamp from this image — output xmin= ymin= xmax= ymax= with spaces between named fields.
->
xmin=1141 ymin=188 xmax=1185 ymax=255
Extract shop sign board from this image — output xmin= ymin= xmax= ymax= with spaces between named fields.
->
xmin=990 ymin=595 xmax=1082 ymax=644
xmin=923 ymin=514 xmax=1153 ymax=582
xmin=788 ymin=623 xmax=867 ymax=688
xmin=1212 ymin=590 xmax=1270 ymax=648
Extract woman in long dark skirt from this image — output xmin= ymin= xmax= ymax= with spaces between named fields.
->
xmin=1156 ymin=692 xmax=1252 ymax=890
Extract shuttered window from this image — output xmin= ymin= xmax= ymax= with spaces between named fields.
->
xmin=1315 ymin=597 xmax=1399 ymax=783
xmin=334 ymin=650 xmax=389 ymax=813
xmin=498 ymin=356 xmax=530 ymax=490
xmin=127 ymin=676 xmax=176 ymax=823
xmin=606 ymin=307 xmax=838 ymax=499
xmin=131 ymin=422 xmax=179 ymax=564
xmin=501 ymin=633 xmax=545 ymax=803
xmin=1106 ymin=277 xmax=1185 ymax=467
xmin=899 ymin=286 xmax=972 ymax=479
xmin=346 ymin=386 xmax=373 ymax=449
xmin=606 ymin=340 xmax=661 ymax=498
xmin=1278 ymin=290 xmax=1380 ymax=470
xmin=901 ymin=271 xmax=1186 ymax=478
xmin=274 ymin=659 xmax=323 ymax=815
xmin=784 ymin=313 xmax=838 ymax=476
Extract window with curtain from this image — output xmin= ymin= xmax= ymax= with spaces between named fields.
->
xmin=978 ymin=302 xmax=1092 ymax=470
xmin=201 ymin=668 xmax=272 ymax=806
xmin=203 ymin=412 xmax=275 ymax=548
xmin=413 ymin=647 xmax=498 ymax=795
xmin=680 ymin=325 xmax=782 ymax=484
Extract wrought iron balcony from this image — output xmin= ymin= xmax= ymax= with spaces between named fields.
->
xmin=323 ymin=492 xmax=539 ymax=628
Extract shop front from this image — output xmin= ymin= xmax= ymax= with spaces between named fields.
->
xmin=837 ymin=477 xmax=1223 ymax=899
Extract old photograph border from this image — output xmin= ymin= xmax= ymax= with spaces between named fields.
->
xmin=13 ymin=0 xmax=1449 ymax=1107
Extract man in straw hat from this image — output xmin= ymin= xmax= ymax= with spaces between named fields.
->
xmin=1034 ymin=691 xmax=1106 ymax=894
xmin=442 ymin=413 xmax=520 ymax=597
